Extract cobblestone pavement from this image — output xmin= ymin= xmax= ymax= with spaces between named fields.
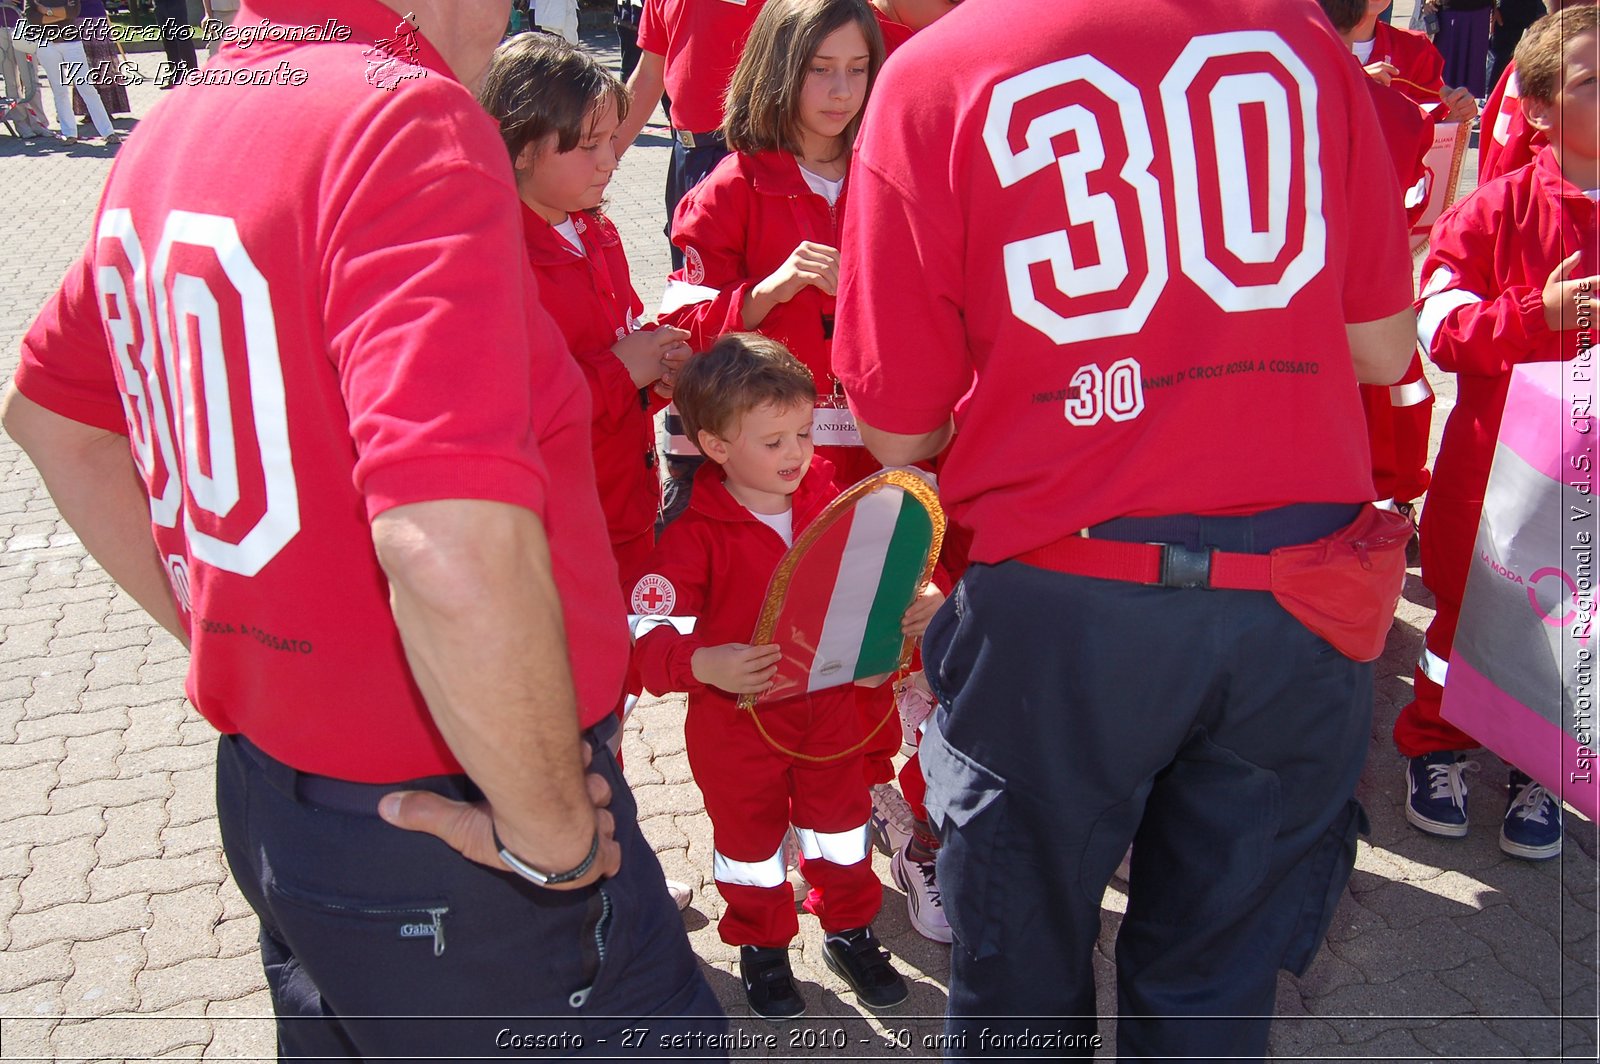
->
xmin=0 ymin=23 xmax=1596 ymax=1064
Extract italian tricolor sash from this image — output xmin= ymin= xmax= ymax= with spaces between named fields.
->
xmin=743 ymin=469 xmax=944 ymax=710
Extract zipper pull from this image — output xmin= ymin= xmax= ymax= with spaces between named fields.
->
xmin=427 ymin=907 xmax=446 ymax=956
xmin=1353 ymin=539 xmax=1372 ymax=570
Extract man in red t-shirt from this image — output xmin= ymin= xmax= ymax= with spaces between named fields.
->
xmin=615 ymin=0 xmax=767 ymax=269
xmin=835 ymin=0 xmax=1415 ymax=1055
xmin=1 ymin=0 xmax=724 ymax=1056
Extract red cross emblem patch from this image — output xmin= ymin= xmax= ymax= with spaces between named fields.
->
xmin=631 ymin=574 xmax=676 ymax=616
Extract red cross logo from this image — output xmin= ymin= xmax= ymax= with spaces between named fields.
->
xmin=631 ymin=575 xmax=676 ymax=616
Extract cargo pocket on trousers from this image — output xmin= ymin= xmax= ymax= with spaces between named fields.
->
xmin=919 ymin=716 xmax=1008 ymax=962
xmin=1282 ymin=799 xmax=1369 ymax=976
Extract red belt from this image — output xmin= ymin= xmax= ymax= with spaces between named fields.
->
xmin=1015 ymin=535 xmax=1273 ymax=591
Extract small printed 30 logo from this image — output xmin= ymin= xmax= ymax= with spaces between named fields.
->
xmin=631 ymin=574 xmax=676 ymax=616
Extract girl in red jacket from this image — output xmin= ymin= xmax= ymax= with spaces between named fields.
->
xmin=479 ymin=34 xmax=692 ymax=596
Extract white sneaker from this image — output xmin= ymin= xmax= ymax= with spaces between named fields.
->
xmin=891 ymin=847 xmax=951 ymax=944
xmin=868 ymin=783 xmax=915 ymax=857
xmin=665 ymin=879 xmax=693 ymax=911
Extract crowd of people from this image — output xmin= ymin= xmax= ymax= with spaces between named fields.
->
xmin=2 ymin=0 xmax=1595 ymax=1059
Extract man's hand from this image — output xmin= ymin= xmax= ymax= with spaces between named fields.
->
xmin=691 ymin=642 xmax=782 ymax=694
xmin=1440 ymin=85 xmax=1478 ymax=124
xmin=1543 ymin=252 xmax=1600 ymax=333
xmin=379 ymin=744 xmax=621 ymax=890
xmin=901 ymin=582 xmax=945 ymax=640
xmin=1363 ymin=60 xmax=1398 ymax=86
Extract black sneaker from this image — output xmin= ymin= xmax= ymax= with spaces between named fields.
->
xmin=739 ymin=945 xmax=805 ymax=1021
xmin=822 ymin=926 xmax=909 ymax=1010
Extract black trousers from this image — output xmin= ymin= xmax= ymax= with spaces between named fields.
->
xmin=154 ymin=0 xmax=196 ymax=80
xmin=664 ymin=133 xmax=728 ymax=270
xmin=215 ymin=720 xmax=727 ymax=1060
xmin=921 ymin=506 xmax=1371 ymax=1062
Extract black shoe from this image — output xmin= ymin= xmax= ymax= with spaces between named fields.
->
xmin=822 ymin=926 xmax=909 ymax=1010
xmin=739 ymin=945 xmax=805 ymax=1021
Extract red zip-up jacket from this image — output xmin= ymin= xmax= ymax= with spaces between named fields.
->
xmin=660 ymin=150 xmax=845 ymax=396
xmin=1370 ymin=20 xmax=1445 ymax=108
xmin=631 ymin=456 xmax=838 ymax=709
xmin=522 ymin=205 xmax=665 ymax=555
xmin=1417 ymin=148 xmax=1597 ymax=504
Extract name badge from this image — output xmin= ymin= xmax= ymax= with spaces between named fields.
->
xmin=812 ymin=405 xmax=863 ymax=448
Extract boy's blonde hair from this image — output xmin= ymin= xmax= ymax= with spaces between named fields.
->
xmin=1515 ymin=5 xmax=1600 ymax=104
xmin=673 ymin=334 xmax=816 ymax=454
xmin=721 ymin=0 xmax=885 ymax=159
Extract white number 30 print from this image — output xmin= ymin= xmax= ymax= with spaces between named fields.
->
xmin=96 ymin=208 xmax=299 ymax=580
xmin=983 ymin=30 xmax=1329 ymax=412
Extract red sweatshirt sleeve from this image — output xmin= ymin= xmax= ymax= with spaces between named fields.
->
xmin=630 ymin=520 xmax=713 ymax=696
xmin=658 ymin=169 xmax=755 ymax=351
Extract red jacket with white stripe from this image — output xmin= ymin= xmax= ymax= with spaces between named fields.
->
xmin=1417 ymin=148 xmax=1596 ymax=504
xmin=1479 ymin=65 xmax=1544 ymax=184
xmin=630 ymin=457 xmax=839 ymax=706
xmin=660 ymin=150 xmax=845 ymax=395
xmin=522 ymin=206 xmax=665 ymax=553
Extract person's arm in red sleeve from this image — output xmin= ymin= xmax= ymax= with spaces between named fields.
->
xmin=657 ymin=172 xmax=758 ymax=350
xmin=1416 ymin=205 xmax=1588 ymax=377
xmin=631 ymin=522 xmax=714 ymax=696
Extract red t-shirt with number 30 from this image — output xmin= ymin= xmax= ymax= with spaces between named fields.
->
xmin=836 ymin=0 xmax=1414 ymax=564
xmin=12 ymin=0 xmax=629 ymax=781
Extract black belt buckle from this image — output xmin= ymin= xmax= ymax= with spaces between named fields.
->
xmin=1155 ymin=543 xmax=1213 ymax=589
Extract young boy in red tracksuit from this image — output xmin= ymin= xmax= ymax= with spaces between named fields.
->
xmin=629 ymin=333 xmax=935 ymax=1020
xmin=1398 ymin=5 xmax=1600 ymax=860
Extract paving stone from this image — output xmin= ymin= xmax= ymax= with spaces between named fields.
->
xmin=1 ymin=979 xmax=65 ymax=1019
xmin=0 ymin=804 xmax=105 ymax=852
xmin=7 ymin=892 xmax=151 ymax=952
xmin=0 ymin=695 xmax=23 ymax=742
xmin=0 ymin=939 xmax=72 ymax=993
xmin=160 ymin=817 xmax=222 ymax=859
xmin=633 ymin=782 xmax=706 ymax=818
xmin=51 ymin=1008 xmax=213 ymax=1061
xmin=96 ymin=798 xmax=168 ymax=868
xmin=136 ymin=953 xmax=262 ymax=1014
xmin=0 ymin=617 xmax=61 ymax=664
xmin=122 ymin=700 xmax=188 ymax=754
xmin=13 ymin=704 xmax=128 ymax=744
xmin=177 ymin=717 xmax=217 ymax=746
xmin=64 ymin=930 xmax=147 ymax=1015
xmin=88 ymin=850 xmax=224 ymax=904
xmin=1484 ymin=1016 xmax=1566 ymax=1059
xmin=638 ymin=813 xmax=690 ymax=852
xmin=0 ymin=760 xmax=58 ymax=821
xmin=56 ymin=730 xmax=124 ymax=788
xmin=117 ymin=741 xmax=216 ymax=780
xmin=1456 ymin=897 xmax=1566 ymax=1001
xmin=1413 ymin=1016 xmax=1544 ymax=1059
xmin=51 ymin=769 xmax=172 ymax=814
xmin=1312 ymin=968 xmax=1473 ymax=1035
xmin=18 ymin=834 xmax=98 ymax=912
xmin=85 ymin=643 xmax=146 ymax=690
xmin=143 ymin=884 xmax=222 ymax=971
xmin=78 ymin=679 xmax=180 ymax=714
xmin=0 ymin=844 xmax=29 ymax=879
xmin=0 ymin=1019 xmax=58 ymax=1059
xmin=203 ymin=989 xmax=275 ymax=1061
xmin=0 ymin=737 xmax=66 ymax=776
xmin=55 ymin=594 xmax=111 ymax=637
xmin=45 ymin=626 xmax=152 ymax=656
xmin=165 ymin=767 xmax=218 ymax=827
xmin=22 ymin=667 xmax=88 ymax=718
xmin=213 ymin=914 xmax=260 ymax=960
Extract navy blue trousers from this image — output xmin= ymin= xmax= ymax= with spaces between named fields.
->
xmin=215 ymin=721 xmax=726 ymax=1060
xmin=921 ymin=507 xmax=1371 ymax=1062
xmin=664 ymin=134 xmax=728 ymax=271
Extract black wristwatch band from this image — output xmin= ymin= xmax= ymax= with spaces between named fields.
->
xmin=493 ymin=824 xmax=600 ymax=886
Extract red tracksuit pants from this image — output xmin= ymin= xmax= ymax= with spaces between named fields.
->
xmin=1362 ymin=353 xmax=1435 ymax=505
xmin=1393 ymin=491 xmax=1483 ymax=756
xmin=685 ymin=688 xmax=881 ymax=948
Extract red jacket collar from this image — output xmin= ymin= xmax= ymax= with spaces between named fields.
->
xmin=743 ymin=149 xmax=848 ymax=200
xmin=1532 ymin=146 xmax=1596 ymax=204
xmin=689 ymin=453 xmax=838 ymax=530
xmin=521 ymin=204 xmax=612 ymax=266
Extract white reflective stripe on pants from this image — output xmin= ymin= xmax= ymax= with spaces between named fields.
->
xmin=1419 ymin=647 xmax=1449 ymax=687
xmin=793 ymin=823 xmax=869 ymax=866
xmin=713 ymin=844 xmax=786 ymax=889
xmin=1390 ymin=378 xmax=1433 ymax=407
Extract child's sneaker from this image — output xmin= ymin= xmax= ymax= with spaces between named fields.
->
xmin=665 ymin=879 xmax=693 ymax=911
xmin=1405 ymin=750 xmax=1475 ymax=837
xmin=822 ymin=926 xmax=909 ymax=1010
xmin=891 ymin=847 xmax=951 ymax=944
xmin=1500 ymin=769 xmax=1563 ymax=860
xmin=739 ymin=945 xmax=805 ymax=1020
xmin=868 ymin=783 xmax=914 ymax=856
